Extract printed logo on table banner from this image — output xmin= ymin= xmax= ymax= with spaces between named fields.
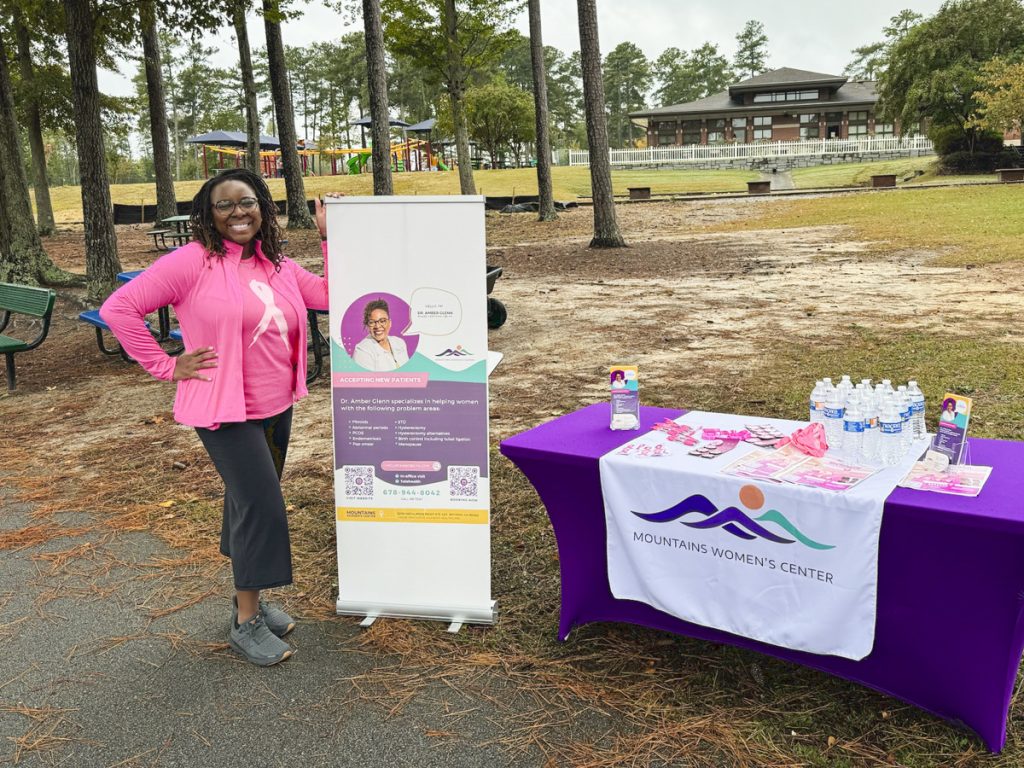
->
xmin=599 ymin=409 xmax=929 ymax=660
xmin=633 ymin=487 xmax=835 ymax=550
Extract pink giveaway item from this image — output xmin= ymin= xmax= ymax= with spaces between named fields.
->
xmin=776 ymin=422 xmax=829 ymax=458
xmin=701 ymin=428 xmax=752 ymax=442
xmin=651 ymin=419 xmax=699 ymax=445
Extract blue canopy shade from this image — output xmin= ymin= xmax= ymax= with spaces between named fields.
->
xmin=185 ymin=130 xmax=280 ymax=149
xmin=406 ymin=118 xmax=437 ymax=132
xmin=351 ymin=116 xmax=411 ymax=128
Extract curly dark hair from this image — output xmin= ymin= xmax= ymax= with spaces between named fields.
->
xmin=190 ymin=168 xmax=284 ymax=271
xmin=362 ymin=299 xmax=390 ymax=327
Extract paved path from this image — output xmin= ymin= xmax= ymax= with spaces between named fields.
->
xmin=760 ymin=170 xmax=796 ymax=191
xmin=0 ymin=482 xmax=543 ymax=767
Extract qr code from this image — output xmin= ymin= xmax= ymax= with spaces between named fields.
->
xmin=448 ymin=466 xmax=479 ymax=498
xmin=343 ymin=466 xmax=374 ymax=498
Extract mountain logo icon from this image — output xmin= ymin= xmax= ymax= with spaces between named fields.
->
xmin=632 ymin=486 xmax=834 ymax=550
xmin=435 ymin=345 xmax=473 ymax=357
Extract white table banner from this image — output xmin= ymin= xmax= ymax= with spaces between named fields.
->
xmin=599 ymin=411 xmax=929 ymax=660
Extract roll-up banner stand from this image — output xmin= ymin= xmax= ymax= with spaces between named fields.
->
xmin=327 ymin=196 xmax=495 ymax=628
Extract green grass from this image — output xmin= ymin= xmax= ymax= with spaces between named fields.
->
xmin=705 ymin=184 xmax=1024 ymax=266
xmin=42 ymin=166 xmax=759 ymax=224
xmin=788 ymin=157 xmax=996 ymax=189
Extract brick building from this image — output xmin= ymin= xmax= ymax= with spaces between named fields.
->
xmin=630 ymin=67 xmax=909 ymax=147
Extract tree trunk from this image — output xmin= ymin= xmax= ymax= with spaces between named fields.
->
xmin=139 ymin=1 xmax=177 ymax=222
xmin=528 ymin=0 xmax=556 ymax=221
xmin=263 ymin=0 xmax=313 ymax=228
xmin=444 ymin=0 xmax=477 ymax=195
xmin=362 ymin=0 xmax=393 ymax=195
xmin=0 ymin=30 xmax=75 ymax=286
xmin=64 ymin=0 xmax=122 ymax=299
xmin=233 ymin=1 xmax=261 ymax=172
xmin=12 ymin=10 xmax=55 ymax=236
xmin=576 ymin=0 xmax=624 ymax=248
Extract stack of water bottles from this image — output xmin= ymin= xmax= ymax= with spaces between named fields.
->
xmin=809 ymin=376 xmax=926 ymax=466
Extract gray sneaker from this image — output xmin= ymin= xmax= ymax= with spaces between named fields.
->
xmin=229 ymin=613 xmax=293 ymax=666
xmin=232 ymin=596 xmax=296 ymax=638
xmin=259 ymin=599 xmax=296 ymax=638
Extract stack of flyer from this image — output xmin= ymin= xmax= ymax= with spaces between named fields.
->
xmin=722 ymin=446 xmax=877 ymax=492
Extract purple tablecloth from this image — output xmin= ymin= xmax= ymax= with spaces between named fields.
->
xmin=499 ymin=403 xmax=1024 ymax=751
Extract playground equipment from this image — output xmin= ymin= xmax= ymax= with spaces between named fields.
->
xmin=190 ymin=137 xmax=448 ymax=179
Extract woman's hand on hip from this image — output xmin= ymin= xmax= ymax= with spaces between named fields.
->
xmin=173 ymin=347 xmax=217 ymax=382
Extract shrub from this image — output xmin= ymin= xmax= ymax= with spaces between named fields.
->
xmin=929 ymin=125 xmax=1005 ymax=156
xmin=939 ymin=149 xmax=1013 ymax=174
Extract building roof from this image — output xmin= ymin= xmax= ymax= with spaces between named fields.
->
xmin=630 ymin=70 xmax=878 ymax=120
xmin=728 ymin=67 xmax=847 ymax=95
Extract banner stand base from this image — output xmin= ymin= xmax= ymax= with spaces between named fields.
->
xmin=337 ymin=599 xmax=497 ymax=628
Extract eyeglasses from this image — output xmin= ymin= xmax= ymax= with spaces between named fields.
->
xmin=367 ymin=318 xmax=390 ymax=327
xmin=213 ymin=197 xmax=258 ymax=214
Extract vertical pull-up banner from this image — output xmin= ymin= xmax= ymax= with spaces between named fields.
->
xmin=327 ymin=196 xmax=495 ymax=625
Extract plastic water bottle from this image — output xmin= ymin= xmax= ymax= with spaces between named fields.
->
xmin=843 ymin=404 xmax=865 ymax=461
xmin=809 ymin=380 xmax=826 ymax=423
xmin=896 ymin=386 xmax=912 ymax=451
xmin=862 ymin=394 xmax=880 ymax=463
xmin=879 ymin=406 xmax=904 ymax=466
xmin=837 ymin=375 xmax=854 ymax=402
xmin=908 ymin=380 xmax=926 ymax=440
xmin=881 ymin=379 xmax=894 ymax=395
xmin=861 ymin=378 xmax=872 ymax=389
xmin=822 ymin=377 xmax=834 ymax=393
xmin=823 ymin=389 xmax=845 ymax=451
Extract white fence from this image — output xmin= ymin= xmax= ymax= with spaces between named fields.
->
xmin=567 ymin=136 xmax=935 ymax=167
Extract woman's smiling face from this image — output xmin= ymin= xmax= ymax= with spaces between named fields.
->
xmin=367 ymin=309 xmax=391 ymax=341
xmin=211 ymin=179 xmax=263 ymax=246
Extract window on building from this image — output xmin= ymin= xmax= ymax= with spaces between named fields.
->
xmin=707 ymin=119 xmax=725 ymax=144
xmin=681 ymin=120 xmax=702 ymax=145
xmin=799 ymin=113 xmax=819 ymax=140
xmin=874 ymin=121 xmax=894 ymax=137
xmin=656 ymin=121 xmax=677 ymax=145
xmin=731 ymin=117 xmax=747 ymax=143
xmin=753 ymin=115 xmax=772 ymax=141
xmin=848 ymin=110 xmax=868 ymax=138
xmin=752 ymin=89 xmax=819 ymax=103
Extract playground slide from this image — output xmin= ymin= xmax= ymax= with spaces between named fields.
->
xmin=347 ymin=154 xmax=369 ymax=175
xmin=437 ymin=160 xmax=450 ymax=171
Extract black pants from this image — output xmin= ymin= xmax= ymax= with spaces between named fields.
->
xmin=196 ymin=408 xmax=293 ymax=591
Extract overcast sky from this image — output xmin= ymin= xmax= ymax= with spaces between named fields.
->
xmin=98 ymin=0 xmax=948 ymax=104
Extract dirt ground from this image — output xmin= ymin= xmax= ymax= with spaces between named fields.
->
xmin=8 ymin=195 xmax=1024 ymax=516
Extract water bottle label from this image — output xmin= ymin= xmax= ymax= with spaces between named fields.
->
xmin=880 ymin=422 xmax=902 ymax=435
xmin=843 ymin=421 xmax=864 ymax=433
xmin=911 ymin=401 xmax=925 ymax=415
xmin=866 ymin=417 xmax=878 ymax=429
xmin=824 ymin=407 xmax=844 ymax=419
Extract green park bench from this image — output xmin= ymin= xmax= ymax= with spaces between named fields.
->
xmin=0 ymin=282 xmax=57 ymax=392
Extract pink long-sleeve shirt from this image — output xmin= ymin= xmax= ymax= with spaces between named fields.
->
xmin=100 ymin=238 xmax=329 ymax=428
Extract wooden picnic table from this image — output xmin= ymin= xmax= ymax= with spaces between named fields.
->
xmin=161 ymin=214 xmax=192 ymax=246
xmin=161 ymin=214 xmax=191 ymax=233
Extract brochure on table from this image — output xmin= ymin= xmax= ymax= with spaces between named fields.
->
xmin=327 ymin=196 xmax=494 ymax=627
xmin=599 ymin=410 xmax=930 ymax=660
xmin=933 ymin=393 xmax=972 ymax=465
xmin=899 ymin=463 xmax=992 ymax=497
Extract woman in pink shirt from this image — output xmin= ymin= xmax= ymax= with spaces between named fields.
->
xmin=101 ymin=168 xmax=331 ymax=666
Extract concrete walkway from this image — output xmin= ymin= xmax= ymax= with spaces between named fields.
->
xmin=760 ymin=170 xmax=796 ymax=191
xmin=0 ymin=483 xmax=545 ymax=767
